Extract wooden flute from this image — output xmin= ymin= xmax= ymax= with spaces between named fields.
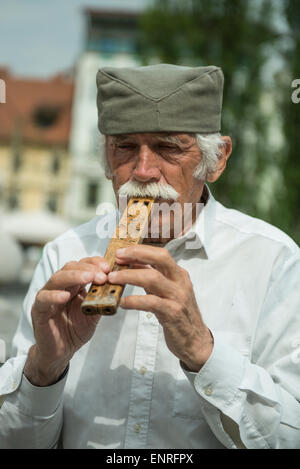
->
xmin=81 ymin=197 xmax=155 ymax=316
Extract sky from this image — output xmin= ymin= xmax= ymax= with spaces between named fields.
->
xmin=0 ymin=0 xmax=151 ymax=78
xmin=0 ymin=0 xmax=289 ymax=81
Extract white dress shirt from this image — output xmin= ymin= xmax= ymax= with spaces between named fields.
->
xmin=0 ymin=186 xmax=300 ymax=449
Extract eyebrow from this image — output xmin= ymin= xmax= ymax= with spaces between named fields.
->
xmin=155 ymin=135 xmax=183 ymax=145
xmin=110 ymin=135 xmax=131 ymax=143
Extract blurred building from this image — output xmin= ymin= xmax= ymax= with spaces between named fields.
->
xmin=0 ymin=69 xmax=74 ymax=359
xmin=0 ymin=68 xmax=74 ymax=216
xmin=66 ymin=8 xmax=142 ymax=225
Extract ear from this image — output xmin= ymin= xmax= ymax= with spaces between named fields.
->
xmin=206 ymin=136 xmax=232 ymax=183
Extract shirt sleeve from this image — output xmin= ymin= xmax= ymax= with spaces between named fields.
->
xmin=182 ymin=249 xmax=300 ymax=449
xmin=0 ymin=242 xmax=66 ymax=449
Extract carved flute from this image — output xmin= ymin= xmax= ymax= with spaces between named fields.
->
xmin=81 ymin=197 xmax=155 ymax=316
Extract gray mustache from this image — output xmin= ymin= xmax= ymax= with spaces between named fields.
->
xmin=118 ymin=181 xmax=179 ymax=200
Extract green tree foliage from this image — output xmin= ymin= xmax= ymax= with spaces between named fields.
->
xmin=277 ymin=0 xmax=300 ymax=242
xmin=138 ymin=0 xmax=300 ymax=243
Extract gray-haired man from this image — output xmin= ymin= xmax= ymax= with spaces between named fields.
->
xmin=0 ymin=64 xmax=299 ymax=449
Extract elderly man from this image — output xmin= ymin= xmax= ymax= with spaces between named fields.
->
xmin=0 ymin=64 xmax=300 ymax=449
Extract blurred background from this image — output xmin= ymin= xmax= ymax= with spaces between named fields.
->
xmin=0 ymin=0 xmax=299 ymax=360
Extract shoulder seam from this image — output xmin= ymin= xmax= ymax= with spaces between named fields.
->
xmin=215 ymin=210 xmax=298 ymax=252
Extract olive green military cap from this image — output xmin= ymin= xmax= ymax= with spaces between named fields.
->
xmin=96 ymin=64 xmax=224 ymax=135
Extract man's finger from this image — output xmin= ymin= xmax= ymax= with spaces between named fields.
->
xmin=108 ymin=268 xmax=176 ymax=298
xmin=63 ymin=262 xmax=109 ymax=279
xmin=78 ymin=257 xmax=110 ymax=273
xmin=45 ymin=270 xmax=96 ymax=291
xmin=120 ymin=294 xmax=171 ymax=319
xmin=34 ymin=290 xmax=71 ymax=316
xmin=64 ymin=259 xmax=110 ymax=273
xmin=130 ymin=263 xmax=153 ymax=270
xmin=115 ymin=245 xmax=179 ymax=279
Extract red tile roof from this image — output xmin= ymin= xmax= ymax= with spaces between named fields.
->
xmin=0 ymin=68 xmax=74 ymax=147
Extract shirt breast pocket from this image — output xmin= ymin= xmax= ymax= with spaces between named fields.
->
xmin=172 ymin=331 xmax=251 ymax=420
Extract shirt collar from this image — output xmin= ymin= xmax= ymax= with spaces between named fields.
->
xmin=165 ymin=184 xmax=216 ymax=259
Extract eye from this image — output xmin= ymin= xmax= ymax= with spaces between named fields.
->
xmin=116 ymin=144 xmax=136 ymax=150
xmin=157 ymin=143 xmax=180 ymax=152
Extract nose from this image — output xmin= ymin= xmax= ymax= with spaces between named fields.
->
xmin=132 ymin=144 xmax=161 ymax=183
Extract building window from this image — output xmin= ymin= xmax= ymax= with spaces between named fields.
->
xmin=33 ymin=105 xmax=59 ymax=128
xmin=7 ymin=192 xmax=19 ymax=210
xmin=51 ymin=154 xmax=60 ymax=174
xmin=86 ymin=182 xmax=98 ymax=207
xmin=47 ymin=194 xmax=58 ymax=213
xmin=12 ymin=151 xmax=22 ymax=172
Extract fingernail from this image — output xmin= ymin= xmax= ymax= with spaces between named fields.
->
xmin=116 ymin=248 xmax=126 ymax=257
xmin=95 ymin=272 xmax=106 ymax=283
xmin=59 ymin=291 xmax=70 ymax=301
xmin=108 ymin=272 xmax=117 ymax=281
xmin=82 ymin=272 xmax=93 ymax=282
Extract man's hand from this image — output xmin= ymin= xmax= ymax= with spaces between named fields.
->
xmin=24 ymin=257 xmax=110 ymax=386
xmin=108 ymin=245 xmax=213 ymax=372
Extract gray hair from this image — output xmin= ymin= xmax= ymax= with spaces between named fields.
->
xmin=194 ymin=133 xmax=226 ymax=180
xmin=99 ymin=132 xmax=225 ymax=181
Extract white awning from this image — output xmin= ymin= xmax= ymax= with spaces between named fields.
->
xmin=1 ymin=210 xmax=72 ymax=245
xmin=0 ymin=230 xmax=23 ymax=283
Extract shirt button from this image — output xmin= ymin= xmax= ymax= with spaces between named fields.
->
xmin=146 ymin=313 xmax=152 ymax=319
xmin=134 ymin=423 xmax=141 ymax=433
xmin=204 ymin=386 xmax=213 ymax=396
xmin=139 ymin=366 xmax=147 ymax=375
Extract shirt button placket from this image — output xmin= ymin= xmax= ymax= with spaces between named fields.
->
xmin=124 ymin=312 xmax=159 ymax=448
xmin=134 ymin=423 xmax=141 ymax=433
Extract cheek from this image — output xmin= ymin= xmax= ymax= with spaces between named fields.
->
xmin=164 ymin=163 xmax=201 ymax=202
xmin=107 ymin=148 xmax=133 ymax=175
xmin=111 ymin=161 xmax=135 ymax=187
xmin=160 ymin=162 xmax=187 ymax=192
